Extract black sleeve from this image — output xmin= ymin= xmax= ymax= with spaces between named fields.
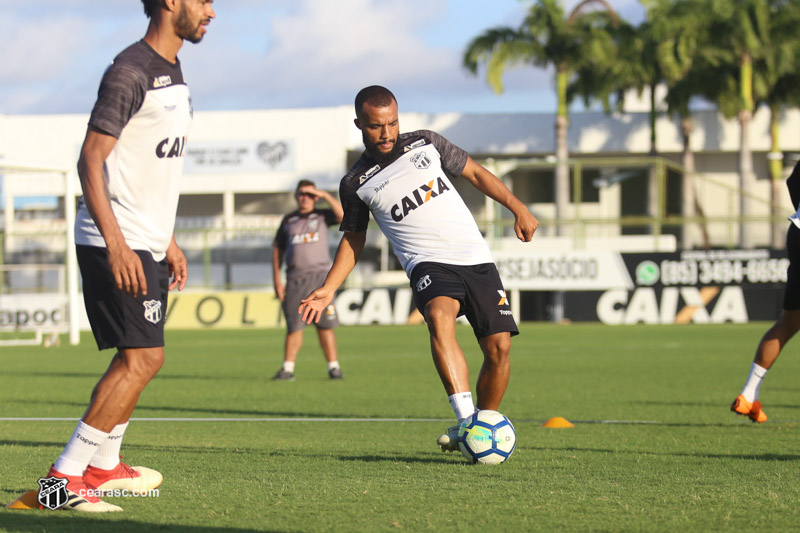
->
xmin=273 ymin=216 xmax=289 ymax=249
xmin=787 ymin=160 xmax=800 ymax=211
xmin=422 ymin=130 xmax=469 ymax=177
xmin=322 ymin=209 xmax=338 ymax=226
xmin=88 ymin=62 xmax=148 ymax=138
xmin=338 ymin=177 xmax=371 ymax=233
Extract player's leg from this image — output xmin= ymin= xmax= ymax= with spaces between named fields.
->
xmin=409 ymin=263 xmax=476 ymax=451
xmin=274 ymin=277 xmax=307 ymax=380
xmin=462 ymin=263 xmax=518 ymax=412
xmin=732 ymin=224 xmax=800 ymax=422
xmin=732 ymin=308 xmax=800 ymax=422
xmin=425 ymin=296 xmax=476 ymax=451
xmin=754 ymin=308 xmax=800 ymax=370
xmin=82 ymin=347 xmax=165 ymax=432
xmin=312 ymin=272 xmax=342 ymax=379
xmin=273 ymin=330 xmax=303 ymax=380
xmin=80 ymin=347 xmax=164 ymax=493
xmin=475 ymin=332 xmax=512 ymax=410
xmin=316 ymin=327 xmax=342 ymax=378
xmin=425 ymin=296 xmax=471 ymax=397
xmin=57 ymin=246 xmax=165 ymax=506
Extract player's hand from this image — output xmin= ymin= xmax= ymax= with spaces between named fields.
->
xmin=298 ymin=287 xmax=335 ymax=324
xmin=166 ymin=241 xmax=188 ymax=291
xmin=514 ymin=210 xmax=538 ymax=242
xmin=275 ymin=282 xmax=286 ymax=302
xmin=306 ymin=186 xmax=324 ymax=200
xmin=108 ymin=245 xmax=147 ymax=297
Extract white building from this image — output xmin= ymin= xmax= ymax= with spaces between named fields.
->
xmin=1 ymin=101 xmax=797 ymax=267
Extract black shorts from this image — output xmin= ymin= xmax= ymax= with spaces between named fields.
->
xmin=409 ymin=262 xmax=518 ymax=339
xmin=784 ymin=224 xmax=800 ymax=310
xmin=283 ymin=271 xmax=339 ymax=333
xmin=77 ymin=245 xmax=169 ymax=350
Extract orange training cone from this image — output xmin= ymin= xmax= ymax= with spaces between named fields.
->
xmin=542 ymin=416 xmax=575 ymax=428
xmin=6 ymin=490 xmax=42 ymax=510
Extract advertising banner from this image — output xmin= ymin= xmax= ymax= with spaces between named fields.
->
xmin=184 ymin=139 xmax=294 ymax=174
xmin=564 ymin=249 xmax=787 ymax=324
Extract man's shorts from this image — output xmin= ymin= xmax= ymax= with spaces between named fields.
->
xmin=409 ymin=262 xmax=518 ymax=339
xmin=77 ymin=245 xmax=169 ymax=350
xmin=784 ymin=224 xmax=800 ymax=310
xmin=283 ymin=270 xmax=339 ymax=333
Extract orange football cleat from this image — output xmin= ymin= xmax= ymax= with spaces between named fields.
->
xmin=731 ymin=394 xmax=767 ymax=423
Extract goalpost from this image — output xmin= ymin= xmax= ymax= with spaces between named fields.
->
xmin=0 ymin=161 xmax=80 ymax=345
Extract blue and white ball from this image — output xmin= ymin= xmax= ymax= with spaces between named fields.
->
xmin=458 ymin=410 xmax=516 ymax=464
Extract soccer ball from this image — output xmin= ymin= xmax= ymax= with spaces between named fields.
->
xmin=457 ymin=409 xmax=516 ymax=464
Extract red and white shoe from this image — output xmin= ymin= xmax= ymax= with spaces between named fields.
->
xmin=42 ymin=465 xmax=122 ymax=512
xmin=84 ymin=460 xmax=162 ymax=494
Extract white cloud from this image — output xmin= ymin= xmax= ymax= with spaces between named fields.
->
xmin=0 ymin=0 xmax=642 ymax=115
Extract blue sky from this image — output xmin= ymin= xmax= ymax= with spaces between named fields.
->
xmin=0 ymin=0 xmax=645 ymax=116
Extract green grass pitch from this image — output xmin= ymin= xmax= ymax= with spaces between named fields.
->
xmin=1 ymin=323 xmax=799 ymax=532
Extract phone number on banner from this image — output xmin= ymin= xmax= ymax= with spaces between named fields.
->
xmin=658 ymin=258 xmax=789 ymax=286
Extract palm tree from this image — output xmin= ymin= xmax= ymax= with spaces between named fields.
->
xmin=463 ymin=0 xmax=618 ymax=236
xmin=646 ymin=0 xmax=720 ymax=248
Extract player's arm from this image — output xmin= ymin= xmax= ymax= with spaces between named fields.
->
xmin=299 ymin=230 xmax=366 ymax=323
xmin=311 ymin=187 xmax=344 ymax=223
xmin=77 ymin=127 xmax=148 ymax=297
xmin=272 ymin=244 xmax=285 ymax=301
xmin=166 ymin=235 xmax=187 ymax=291
xmin=460 ymin=156 xmax=538 ymax=242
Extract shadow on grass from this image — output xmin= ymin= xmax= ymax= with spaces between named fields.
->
xmin=530 ymin=444 xmax=800 ymax=462
xmin=0 ymin=399 xmax=367 ymax=419
xmin=637 ymin=399 xmax=800 ymax=411
xmin=0 ymin=370 xmax=262 ymax=382
xmin=0 ymin=512 xmax=270 ymax=533
xmin=336 ymin=453 xmax=462 ymax=465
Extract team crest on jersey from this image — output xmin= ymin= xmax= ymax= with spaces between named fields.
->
xmin=404 ymin=139 xmax=426 ymax=152
xmin=153 ymin=75 xmax=172 ymax=88
xmin=410 ymin=152 xmax=431 ymax=170
xmin=360 ymin=165 xmax=381 ymax=184
xmin=144 ymin=300 xmax=162 ymax=324
xmin=390 ymin=177 xmax=451 ymax=222
xmin=416 ymin=275 xmax=431 ymax=292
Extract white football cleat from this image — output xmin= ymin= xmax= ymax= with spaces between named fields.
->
xmin=436 ymin=425 xmax=460 ymax=452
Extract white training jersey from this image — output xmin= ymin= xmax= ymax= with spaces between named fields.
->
xmin=75 ymin=40 xmax=192 ymax=261
xmin=340 ymin=130 xmax=494 ymax=276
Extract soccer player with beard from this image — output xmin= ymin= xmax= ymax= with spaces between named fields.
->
xmin=299 ymin=85 xmax=538 ymax=452
xmin=15 ymin=0 xmax=215 ymax=513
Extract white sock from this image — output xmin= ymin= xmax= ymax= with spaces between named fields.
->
xmin=327 ymin=361 xmax=340 ymax=370
xmin=741 ymin=363 xmax=768 ymax=402
xmin=53 ymin=421 xmax=109 ymax=476
xmin=283 ymin=361 xmax=295 ymax=373
xmin=88 ymin=422 xmax=128 ymax=470
xmin=448 ymin=392 xmax=476 ymax=423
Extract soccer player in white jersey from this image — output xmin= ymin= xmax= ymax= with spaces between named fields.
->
xmin=14 ymin=0 xmax=215 ymax=513
xmin=299 ymin=86 xmax=538 ymax=451
xmin=731 ymin=161 xmax=800 ymax=423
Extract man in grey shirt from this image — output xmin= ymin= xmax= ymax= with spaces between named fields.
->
xmin=272 ymin=180 xmax=344 ymax=380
